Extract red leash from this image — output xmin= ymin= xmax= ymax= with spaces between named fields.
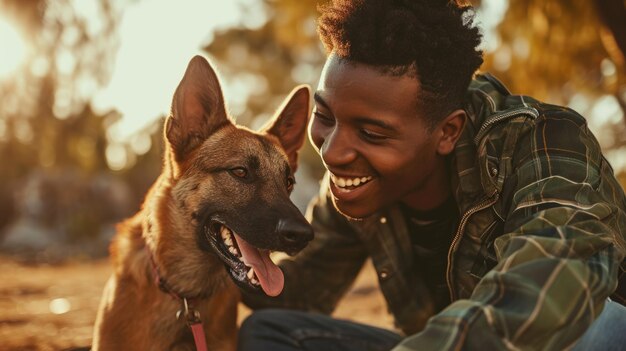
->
xmin=177 ymin=297 xmax=208 ymax=351
xmin=147 ymin=246 xmax=208 ymax=351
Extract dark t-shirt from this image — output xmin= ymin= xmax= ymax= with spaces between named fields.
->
xmin=400 ymin=196 xmax=459 ymax=312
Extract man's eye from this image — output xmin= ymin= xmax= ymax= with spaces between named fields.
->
xmin=313 ymin=111 xmax=334 ymax=125
xmin=360 ymin=129 xmax=388 ymax=142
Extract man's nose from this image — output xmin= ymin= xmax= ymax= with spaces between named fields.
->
xmin=320 ymin=127 xmax=357 ymax=167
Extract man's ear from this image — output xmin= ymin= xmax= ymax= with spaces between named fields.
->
xmin=165 ymin=55 xmax=231 ymax=162
xmin=436 ymin=109 xmax=466 ymax=156
xmin=261 ymin=85 xmax=311 ymax=172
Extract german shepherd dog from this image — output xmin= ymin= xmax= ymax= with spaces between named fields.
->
xmin=92 ymin=56 xmax=313 ymax=350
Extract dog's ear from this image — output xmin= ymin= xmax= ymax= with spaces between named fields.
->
xmin=166 ymin=55 xmax=230 ymax=162
xmin=262 ymin=85 xmax=311 ymax=173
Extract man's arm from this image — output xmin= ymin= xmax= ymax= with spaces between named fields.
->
xmin=243 ymin=174 xmax=369 ymax=313
xmin=394 ymin=110 xmax=626 ymax=350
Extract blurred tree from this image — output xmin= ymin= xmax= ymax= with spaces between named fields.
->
xmin=482 ymin=0 xmax=626 ymax=149
xmin=0 ymin=0 xmax=128 ymax=176
xmin=593 ymin=0 xmax=626 ymax=147
xmin=0 ymin=0 xmax=163 ymax=247
xmin=593 ymin=0 xmax=626 ymax=65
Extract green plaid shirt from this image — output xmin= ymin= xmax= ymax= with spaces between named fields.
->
xmin=244 ymin=74 xmax=626 ymax=350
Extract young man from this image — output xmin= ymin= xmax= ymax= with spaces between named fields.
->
xmin=239 ymin=0 xmax=626 ymax=350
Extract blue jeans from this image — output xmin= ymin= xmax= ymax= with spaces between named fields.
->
xmin=238 ymin=300 xmax=626 ymax=351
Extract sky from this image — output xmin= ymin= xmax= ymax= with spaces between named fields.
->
xmin=91 ymin=0 xmax=246 ymax=142
xmin=0 ymin=13 xmax=27 ymax=79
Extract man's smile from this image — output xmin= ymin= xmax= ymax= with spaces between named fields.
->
xmin=330 ymin=172 xmax=373 ymax=188
xmin=329 ymin=172 xmax=377 ymax=204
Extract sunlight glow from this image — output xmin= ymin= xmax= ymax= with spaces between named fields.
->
xmin=105 ymin=143 xmax=128 ymax=171
xmin=0 ymin=16 xmax=27 ymax=79
xmin=586 ymin=94 xmax=624 ymax=151
xmin=475 ymin=0 xmax=509 ymax=53
xmin=93 ymin=0 xmax=243 ymax=142
xmin=49 ymin=298 xmax=71 ymax=315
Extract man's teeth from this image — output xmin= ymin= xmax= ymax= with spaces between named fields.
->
xmin=331 ymin=174 xmax=373 ymax=188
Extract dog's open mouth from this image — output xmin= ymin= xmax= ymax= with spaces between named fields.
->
xmin=204 ymin=221 xmax=284 ymax=297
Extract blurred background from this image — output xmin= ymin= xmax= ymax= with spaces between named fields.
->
xmin=0 ymin=0 xmax=625 ymax=349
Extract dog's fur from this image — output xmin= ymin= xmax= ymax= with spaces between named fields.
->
xmin=92 ymin=56 xmax=312 ymax=350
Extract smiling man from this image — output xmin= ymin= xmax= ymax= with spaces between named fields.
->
xmin=310 ymin=53 xmax=459 ymax=220
xmin=238 ymin=0 xmax=626 ymax=350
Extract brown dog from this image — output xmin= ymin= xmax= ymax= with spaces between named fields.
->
xmin=92 ymin=56 xmax=313 ymax=351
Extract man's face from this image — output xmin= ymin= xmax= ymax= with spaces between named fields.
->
xmin=309 ymin=54 xmax=449 ymax=219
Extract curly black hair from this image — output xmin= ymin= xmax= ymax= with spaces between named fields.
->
xmin=317 ymin=0 xmax=483 ymax=127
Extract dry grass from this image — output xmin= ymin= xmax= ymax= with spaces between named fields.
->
xmin=0 ymin=257 xmax=394 ymax=350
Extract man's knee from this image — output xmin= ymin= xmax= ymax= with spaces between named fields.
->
xmin=238 ymin=309 xmax=305 ymax=351
xmin=572 ymin=300 xmax=626 ymax=351
xmin=239 ymin=309 xmax=311 ymax=341
xmin=241 ymin=309 xmax=289 ymax=334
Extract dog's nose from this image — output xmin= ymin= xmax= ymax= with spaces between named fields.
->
xmin=276 ymin=218 xmax=313 ymax=247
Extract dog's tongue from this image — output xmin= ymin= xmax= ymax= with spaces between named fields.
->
xmin=232 ymin=234 xmax=284 ymax=297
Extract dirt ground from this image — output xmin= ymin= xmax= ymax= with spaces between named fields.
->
xmin=0 ymin=256 xmax=395 ymax=351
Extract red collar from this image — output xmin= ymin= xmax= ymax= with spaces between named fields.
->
xmin=146 ymin=245 xmax=208 ymax=351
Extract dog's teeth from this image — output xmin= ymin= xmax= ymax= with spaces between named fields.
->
xmin=224 ymin=236 xmax=233 ymax=246
xmin=220 ymin=227 xmax=230 ymax=239
xmin=247 ymin=267 xmax=260 ymax=286
xmin=228 ymin=247 xmax=239 ymax=256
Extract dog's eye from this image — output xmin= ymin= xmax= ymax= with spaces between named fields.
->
xmin=229 ymin=167 xmax=248 ymax=179
xmin=286 ymin=176 xmax=295 ymax=192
